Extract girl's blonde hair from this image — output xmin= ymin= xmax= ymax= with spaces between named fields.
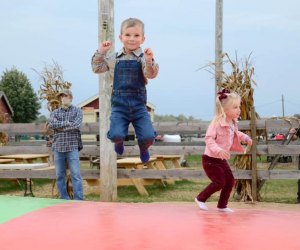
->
xmin=120 ymin=18 xmax=145 ymax=35
xmin=211 ymin=90 xmax=241 ymax=125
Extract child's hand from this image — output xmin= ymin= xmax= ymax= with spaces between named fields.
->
xmin=218 ymin=150 xmax=230 ymax=160
xmin=99 ymin=41 xmax=112 ymax=54
xmin=246 ymin=137 xmax=253 ymax=146
xmin=144 ymin=48 xmax=154 ymax=64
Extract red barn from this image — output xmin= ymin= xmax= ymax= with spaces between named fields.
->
xmin=0 ymin=91 xmax=13 ymax=123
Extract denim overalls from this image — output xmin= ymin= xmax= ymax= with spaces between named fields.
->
xmin=107 ymin=54 xmax=156 ymax=152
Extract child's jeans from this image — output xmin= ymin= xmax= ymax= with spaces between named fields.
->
xmin=197 ymin=154 xmax=235 ymax=208
xmin=107 ymin=95 xmax=155 ymax=152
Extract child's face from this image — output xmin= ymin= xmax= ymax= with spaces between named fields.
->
xmin=224 ymin=100 xmax=241 ymax=121
xmin=119 ymin=25 xmax=145 ymax=53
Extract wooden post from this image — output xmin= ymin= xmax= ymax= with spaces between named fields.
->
xmin=250 ymin=106 xmax=257 ymax=201
xmin=98 ymin=0 xmax=117 ymax=201
xmin=215 ymin=0 xmax=223 ymax=97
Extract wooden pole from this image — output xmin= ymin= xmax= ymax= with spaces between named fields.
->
xmin=282 ymin=94 xmax=285 ymax=118
xmin=98 ymin=0 xmax=117 ymax=201
xmin=215 ymin=0 xmax=223 ymax=97
xmin=250 ymin=106 xmax=257 ymax=201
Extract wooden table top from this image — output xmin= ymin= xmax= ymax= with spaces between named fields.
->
xmin=0 ymin=163 xmax=49 ymax=170
xmin=0 ymin=159 xmax=15 ymax=163
xmin=0 ymin=154 xmax=50 ymax=160
xmin=117 ymin=157 xmax=157 ymax=165
xmin=153 ymin=155 xmax=181 ymax=160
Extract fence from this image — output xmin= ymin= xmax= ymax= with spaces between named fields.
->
xmin=0 ymin=117 xmax=300 ymax=199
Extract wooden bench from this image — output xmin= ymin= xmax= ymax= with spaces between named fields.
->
xmin=0 ymin=163 xmax=52 ymax=196
xmin=0 ymin=154 xmax=50 ymax=164
xmin=0 ymin=163 xmax=49 ymax=170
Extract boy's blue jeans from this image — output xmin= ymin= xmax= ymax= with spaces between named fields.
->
xmin=107 ymin=96 xmax=155 ymax=152
xmin=53 ymin=150 xmax=83 ymax=200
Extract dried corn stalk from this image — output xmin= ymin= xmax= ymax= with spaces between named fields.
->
xmin=0 ymin=115 xmax=8 ymax=146
xmin=34 ymin=61 xmax=72 ymax=143
xmin=0 ymin=132 xmax=8 ymax=146
xmin=35 ymin=61 xmax=71 ymax=112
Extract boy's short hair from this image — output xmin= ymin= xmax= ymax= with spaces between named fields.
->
xmin=120 ymin=18 xmax=144 ymax=34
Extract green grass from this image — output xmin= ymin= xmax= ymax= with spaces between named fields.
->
xmin=84 ymin=178 xmax=299 ymax=204
xmin=0 ymin=179 xmax=51 ymax=194
xmin=1 ymin=178 xmax=298 ymax=204
xmin=260 ymin=180 xmax=298 ymax=203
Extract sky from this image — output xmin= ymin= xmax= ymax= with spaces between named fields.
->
xmin=0 ymin=0 xmax=299 ymax=120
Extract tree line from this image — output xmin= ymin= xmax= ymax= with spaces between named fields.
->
xmin=154 ymin=114 xmax=202 ymax=122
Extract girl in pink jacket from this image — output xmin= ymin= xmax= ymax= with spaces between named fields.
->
xmin=195 ymin=89 xmax=252 ymax=212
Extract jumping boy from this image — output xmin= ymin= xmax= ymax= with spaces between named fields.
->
xmin=91 ymin=18 xmax=159 ymax=163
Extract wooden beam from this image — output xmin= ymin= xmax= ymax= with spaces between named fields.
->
xmin=0 ymin=119 xmax=299 ymax=135
xmin=98 ymin=0 xmax=117 ymax=202
xmin=250 ymin=107 xmax=257 ymax=201
xmin=1 ymin=169 xmax=300 ymax=180
xmin=1 ymin=144 xmax=300 ymax=157
xmin=215 ymin=0 xmax=223 ymax=95
xmin=0 ymin=120 xmax=268 ymax=135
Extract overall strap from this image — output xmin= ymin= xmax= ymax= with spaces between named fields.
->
xmin=115 ymin=52 xmax=144 ymax=62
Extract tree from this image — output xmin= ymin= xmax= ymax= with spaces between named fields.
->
xmin=0 ymin=67 xmax=40 ymax=123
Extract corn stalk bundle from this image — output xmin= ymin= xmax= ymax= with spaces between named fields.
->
xmin=0 ymin=115 xmax=8 ymax=146
xmin=34 ymin=62 xmax=72 ymax=138
xmin=211 ymin=53 xmax=262 ymax=201
xmin=35 ymin=61 xmax=71 ymax=112
xmin=0 ymin=132 xmax=8 ymax=146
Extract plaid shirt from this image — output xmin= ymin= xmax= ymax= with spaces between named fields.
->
xmin=48 ymin=105 xmax=83 ymax=152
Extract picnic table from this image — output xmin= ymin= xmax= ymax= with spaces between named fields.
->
xmin=153 ymin=155 xmax=182 ymax=169
xmin=153 ymin=155 xmax=183 ymax=184
xmin=117 ymin=157 xmax=161 ymax=196
xmin=0 ymin=154 xmax=51 ymax=196
xmin=87 ymin=155 xmax=184 ymax=195
xmin=87 ymin=157 xmax=163 ymax=196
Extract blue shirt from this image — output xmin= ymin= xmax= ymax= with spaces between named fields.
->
xmin=48 ymin=105 xmax=83 ymax=152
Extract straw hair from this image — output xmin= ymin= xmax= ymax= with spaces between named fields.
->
xmin=211 ymin=92 xmax=241 ymax=125
xmin=120 ymin=18 xmax=144 ymax=35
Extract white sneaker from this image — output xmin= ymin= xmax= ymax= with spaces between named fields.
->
xmin=218 ymin=207 xmax=234 ymax=212
xmin=194 ymin=198 xmax=208 ymax=211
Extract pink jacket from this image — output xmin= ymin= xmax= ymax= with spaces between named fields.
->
xmin=204 ymin=119 xmax=249 ymax=159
